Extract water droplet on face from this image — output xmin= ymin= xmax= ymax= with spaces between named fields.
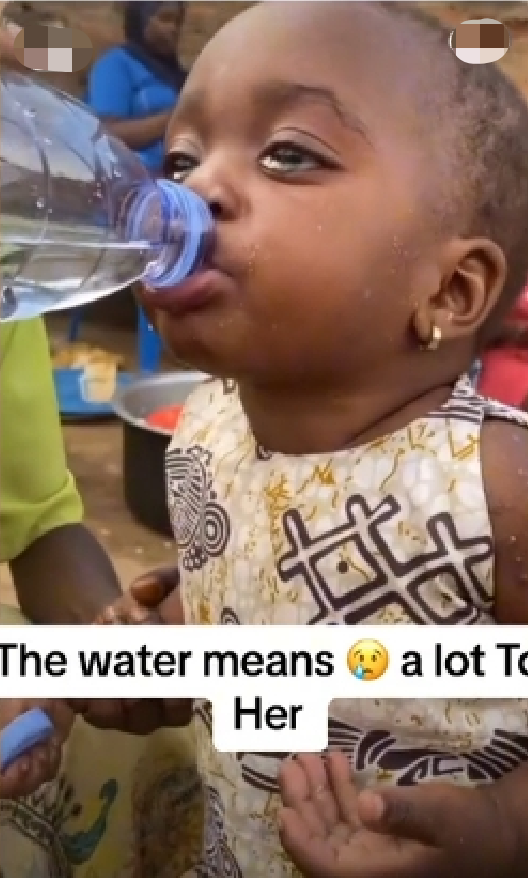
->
xmin=354 ymin=664 xmax=365 ymax=680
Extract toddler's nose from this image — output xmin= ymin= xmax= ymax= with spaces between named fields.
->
xmin=186 ymin=157 xmax=242 ymax=222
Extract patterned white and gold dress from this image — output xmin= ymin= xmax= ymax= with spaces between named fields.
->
xmin=166 ymin=375 xmax=528 ymax=878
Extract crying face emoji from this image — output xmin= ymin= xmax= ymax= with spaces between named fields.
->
xmin=347 ymin=639 xmax=389 ymax=681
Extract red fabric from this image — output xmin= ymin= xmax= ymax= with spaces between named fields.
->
xmin=512 ymin=287 xmax=528 ymax=321
xmin=479 ymin=348 xmax=528 ymax=406
xmin=478 ymin=287 xmax=528 ymax=407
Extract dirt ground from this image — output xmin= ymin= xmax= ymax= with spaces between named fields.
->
xmin=0 ymin=315 xmax=177 ymax=609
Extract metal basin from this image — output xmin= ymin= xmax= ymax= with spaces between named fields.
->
xmin=112 ymin=370 xmax=207 ymax=536
xmin=113 ymin=370 xmax=207 ymax=434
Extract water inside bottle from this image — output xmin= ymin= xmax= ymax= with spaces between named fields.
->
xmin=0 ymin=238 xmax=159 ymax=321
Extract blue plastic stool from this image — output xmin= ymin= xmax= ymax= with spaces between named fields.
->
xmin=67 ymin=304 xmax=162 ymax=372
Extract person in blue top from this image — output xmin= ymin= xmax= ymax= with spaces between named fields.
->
xmin=86 ymin=1 xmax=187 ymax=173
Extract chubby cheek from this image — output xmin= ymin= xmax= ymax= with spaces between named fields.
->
xmin=244 ymin=220 xmax=359 ymax=327
xmin=244 ymin=217 xmax=412 ymax=371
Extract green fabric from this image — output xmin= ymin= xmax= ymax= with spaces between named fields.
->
xmin=0 ymin=319 xmax=83 ymax=563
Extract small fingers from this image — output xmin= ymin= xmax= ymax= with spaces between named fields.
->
xmin=125 ymin=602 xmax=152 ymax=624
xmin=122 ymin=700 xmax=165 ymax=735
xmin=296 ymin=753 xmax=340 ymax=829
xmin=33 ymin=740 xmax=62 ymax=782
xmin=47 ymin=702 xmax=74 ymax=741
xmin=325 ymin=751 xmax=361 ymax=829
xmin=95 ymin=598 xmax=151 ymax=625
xmin=278 ymin=756 xmax=329 ymax=838
xmin=79 ymin=699 xmax=126 ymax=729
xmin=94 ymin=605 xmax=119 ymax=624
xmin=1 ymin=741 xmax=62 ymax=797
xmin=130 ymin=568 xmax=179 ymax=607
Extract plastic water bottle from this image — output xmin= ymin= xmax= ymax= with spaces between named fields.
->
xmin=0 ymin=72 xmax=213 ymax=321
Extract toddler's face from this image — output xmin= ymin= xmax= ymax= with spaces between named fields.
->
xmin=141 ymin=3 xmax=472 ymax=385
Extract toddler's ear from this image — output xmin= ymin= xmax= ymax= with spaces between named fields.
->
xmin=416 ymin=238 xmax=507 ymax=345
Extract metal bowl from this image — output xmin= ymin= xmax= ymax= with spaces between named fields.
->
xmin=112 ymin=370 xmax=207 ymax=535
xmin=112 ymin=370 xmax=207 ymax=435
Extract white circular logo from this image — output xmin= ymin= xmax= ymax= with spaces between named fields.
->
xmin=449 ymin=19 xmax=511 ymax=65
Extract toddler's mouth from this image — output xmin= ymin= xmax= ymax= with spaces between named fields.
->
xmin=141 ymin=264 xmax=236 ymax=318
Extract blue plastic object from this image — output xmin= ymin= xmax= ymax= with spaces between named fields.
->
xmin=53 ymin=367 xmax=134 ymax=419
xmin=138 ymin=307 xmax=162 ymax=372
xmin=1 ymin=708 xmax=54 ymax=772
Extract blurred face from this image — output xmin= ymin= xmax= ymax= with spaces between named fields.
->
xmin=144 ymin=4 xmax=183 ymax=58
xmin=140 ymin=3 xmax=498 ymax=388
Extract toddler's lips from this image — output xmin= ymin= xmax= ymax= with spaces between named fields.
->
xmin=141 ymin=267 xmax=234 ymax=317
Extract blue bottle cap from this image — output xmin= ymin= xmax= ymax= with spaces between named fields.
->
xmin=153 ymin=180 xmax=213 ymax=286
xmin=1 ymin=708 xmax=54 ymax=772
xmin=121 ymin=180 xmax=213 ymax=288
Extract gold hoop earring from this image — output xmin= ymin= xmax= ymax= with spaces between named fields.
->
xmin=424 ymin=324 xmax=441 ymax=351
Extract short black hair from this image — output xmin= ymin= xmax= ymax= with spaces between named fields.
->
xmin=382 ymin=3 xmax=528 ymax=332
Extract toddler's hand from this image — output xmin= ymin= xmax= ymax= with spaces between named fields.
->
xmin=95 ymin=566 xmax=181 ymax=625
xmin=278 ymin=751 xmax=514 ymax=878
xmin=73 ymin=567 xmax=190 ymax=733
xmin=0 ymin=699 xmax=73 ymax=798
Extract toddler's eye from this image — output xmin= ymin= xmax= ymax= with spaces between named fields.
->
xmin=163 ymin=151 xmax=198 ymax=182
xmin=260 ymin=143 xmax=324 ymax=174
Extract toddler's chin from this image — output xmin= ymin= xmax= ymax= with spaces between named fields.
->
xmin=155 ymin=313 xmax=241 ymax=380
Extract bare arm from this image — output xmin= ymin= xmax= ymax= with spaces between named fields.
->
xmin=10 ymin=523 xmax=121 ymax=624
xmin=476 ymin=419 xmax=528 ymax=870
xmin=102 ymin=112 xmax=171 ymax=150
xmin=483 ymin=419 xmax=528 ymax=625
